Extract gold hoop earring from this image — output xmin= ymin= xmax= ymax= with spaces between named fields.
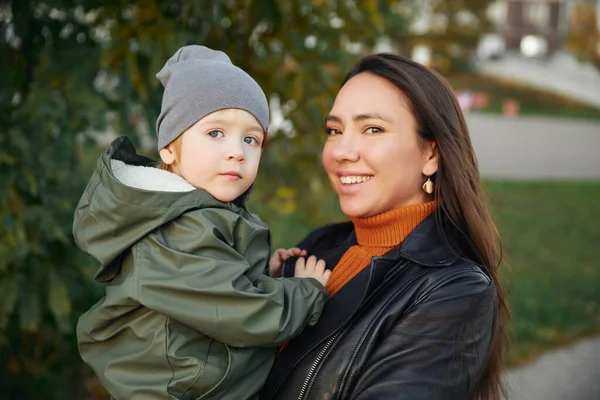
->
xmin=422 ymin=176 xmax=434 ymax=194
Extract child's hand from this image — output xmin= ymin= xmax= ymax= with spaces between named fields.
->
xmin=294 ymin=255 xmax=330 ymax=288
xmin=269 ymin=247 xmax=307 ymax=277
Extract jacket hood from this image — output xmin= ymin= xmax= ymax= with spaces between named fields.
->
xmin=73 ymin=136 xmax=251 ymax=282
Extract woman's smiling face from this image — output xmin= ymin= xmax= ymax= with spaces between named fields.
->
xmin=322 ymin=72 xmax=438 ymax=218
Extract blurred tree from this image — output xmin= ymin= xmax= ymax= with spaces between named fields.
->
xmin=0 ymin=1 xmax=109 ymax=398
xmin=393 ymin=0 xmax=494 ymax=71
xmin=0 ymin=0 xmax=409 ymax=397
xmin=566 ymin=2 xmax=600 ymax=70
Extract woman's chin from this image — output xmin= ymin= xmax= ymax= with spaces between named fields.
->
xmin=339 ymin=201 xmax=374 ymax=219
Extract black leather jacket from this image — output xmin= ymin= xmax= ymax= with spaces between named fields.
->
xmin=260 ymin=215 xmax=497 ymax=400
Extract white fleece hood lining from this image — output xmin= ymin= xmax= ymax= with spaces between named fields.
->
xmin=111 ymin=159 xmax=195 ymax=192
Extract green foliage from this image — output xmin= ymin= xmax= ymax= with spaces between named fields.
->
xmin=0 ymin=1 xmax=108 ymax=397
xmin=0 ymin=0 xmax=410 ymax=397
xmin=566 ymin=2 xmax=600 ymax=70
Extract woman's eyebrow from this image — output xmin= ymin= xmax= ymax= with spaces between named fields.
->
xmin=325 ymin=115 xmax=342 ymax=123
xmin=325 ymin=113 xmax=393 ymax=124
xmin=353 ymin=112 xmax=393 ymax=123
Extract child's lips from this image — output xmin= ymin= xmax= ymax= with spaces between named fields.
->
xmin=221 ymin=171 xmax=242 ymax=180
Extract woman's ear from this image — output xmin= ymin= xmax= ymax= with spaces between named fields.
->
xmin=159 ymin=146 xmax=176 ymax=165
xmin=422 ymin=141 xmax=439 ymax=176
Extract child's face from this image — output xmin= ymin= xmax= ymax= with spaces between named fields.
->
xmin=160 ymin=109 xmax=265 ymax=202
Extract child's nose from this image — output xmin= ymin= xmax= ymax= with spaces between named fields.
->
xmin=227 ymin=141 xmax=245 ymax=161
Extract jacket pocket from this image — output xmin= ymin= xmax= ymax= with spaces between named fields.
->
xmin=165 ymin=319 xmax=230 ymax=399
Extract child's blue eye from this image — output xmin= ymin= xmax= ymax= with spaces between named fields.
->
xmin=208 ymin=130 xmax=223 ymax=138
xmin=244 ymin=136 xmax=259 ymax=145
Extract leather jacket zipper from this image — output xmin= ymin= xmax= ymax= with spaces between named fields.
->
xmin=296 ymin=331 xmax=340 ymax=399
xmin=296 ymin=259 xmax=411 ymax=400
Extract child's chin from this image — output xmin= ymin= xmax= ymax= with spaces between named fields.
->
xmin=211 ymin=191 xmax=244 ymax=203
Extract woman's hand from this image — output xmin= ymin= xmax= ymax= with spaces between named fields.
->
xmin=269 ymin=247 xmax=307 ymax=277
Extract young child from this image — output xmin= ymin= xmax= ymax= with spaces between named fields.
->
xmin=74 ymin=45 xmax=330 ymax=400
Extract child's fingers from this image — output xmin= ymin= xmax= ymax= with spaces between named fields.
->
xmin=315 ymin=259 xmax=326 ymax=275
xmin=288 ymin=247 xmax=305 ymax=257
xmin=304 ymin=256 xmax=326 ymax=271
xmin=273 ymin=248 xmax=286 ymax=257
xmin=294 ymin=256 xmax=306 ymax=274
xmin=304 ymin=255 xmax=318 ymax=272
xmin=281 ymin=248 xmax=300 ymax=261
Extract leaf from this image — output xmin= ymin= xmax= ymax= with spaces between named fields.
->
xmin=0 ymin=274 xmax=19 ymax=329
xmin=18 ymin=287 xmax=40 ymax=332
xmin=47 ymin=270 xmax=73 ymax=333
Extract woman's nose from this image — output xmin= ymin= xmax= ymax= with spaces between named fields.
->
xmin=331 ymin=134 xmax=360 ymax=162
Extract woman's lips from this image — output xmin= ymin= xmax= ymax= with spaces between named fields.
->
xmin=339 ymin=175 xmax=373 ymax=184
xmin=336 ymin=174 xmax=373 ymax=194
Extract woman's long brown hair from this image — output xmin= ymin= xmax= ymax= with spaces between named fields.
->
xmin=343 ymin=54 xmax=509 ymax=399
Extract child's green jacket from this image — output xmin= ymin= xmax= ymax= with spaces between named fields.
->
xmin=74 ymin=137 xmax=328 ymax=400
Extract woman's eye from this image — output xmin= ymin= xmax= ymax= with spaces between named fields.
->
xmin=325 ymin=127 xmax=341 ymax=136
xmin=244 ymin=136 xmax=260 ymax=145
xmin=365 ymin=126 xmax=383 ymax=134
xmin=208 ymin=130 xmax=224 ymax=138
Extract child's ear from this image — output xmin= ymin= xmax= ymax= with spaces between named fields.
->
xmin=159 ymin=146 xmax=176 ymax=165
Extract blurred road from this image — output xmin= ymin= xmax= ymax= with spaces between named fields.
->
xmin=467 ymin=114 xmax=600 ymax=179
xmin=504 ymin=336 xmax=600 ymax=400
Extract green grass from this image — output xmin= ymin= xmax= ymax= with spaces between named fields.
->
xmin=447 ymin=73 xmax=600 ymax=121
xmin=485 ymin=181 xmax=600 ymax=366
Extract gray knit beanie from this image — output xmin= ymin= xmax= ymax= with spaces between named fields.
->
xmin=155 ymin=45 xmax=269 ymax=150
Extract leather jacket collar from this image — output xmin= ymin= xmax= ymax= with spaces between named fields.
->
xmin=311 ymin=213 xmax=462 ymax=268
xmin=397 ymin=213 xmax=461 ymax=267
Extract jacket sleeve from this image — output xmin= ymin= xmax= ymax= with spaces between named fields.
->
xmin=133 ymin=208 xmax=329 ymax=348
xmin=350 ymin=269 xmax=496 ymax=400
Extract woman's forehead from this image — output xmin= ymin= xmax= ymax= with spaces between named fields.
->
xmin=330 ymin=74 xmax=412 ymax=121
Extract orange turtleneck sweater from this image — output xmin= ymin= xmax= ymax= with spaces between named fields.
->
xmin=326 ymin=201 xmax=436 ymax=296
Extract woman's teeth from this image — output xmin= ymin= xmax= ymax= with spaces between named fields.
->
xmin=340 ymin=176 xmax=373 ymax=184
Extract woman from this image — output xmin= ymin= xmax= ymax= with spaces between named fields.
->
xmin=260 ymin=53 xmax=508 ymax=400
